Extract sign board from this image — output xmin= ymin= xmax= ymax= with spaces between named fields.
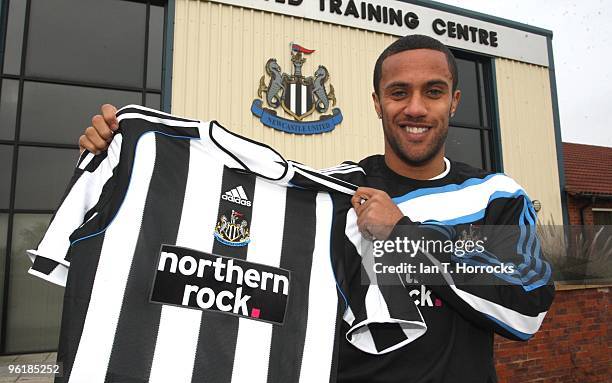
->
xmin=207 ymin=0 xmax=549 ymax=67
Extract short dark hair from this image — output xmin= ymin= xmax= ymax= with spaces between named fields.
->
xmin=373 ymin=34 xmax=459 ymax=96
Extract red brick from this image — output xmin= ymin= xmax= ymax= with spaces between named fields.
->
xmin=494 ymin=288 xmax=611 ymax=382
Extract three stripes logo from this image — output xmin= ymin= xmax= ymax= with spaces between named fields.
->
xmin=222 ymin=186 xmax=252 ymax=207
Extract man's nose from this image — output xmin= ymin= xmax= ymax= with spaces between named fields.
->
xmin=402 ymin=94 xmax=427 ymax=118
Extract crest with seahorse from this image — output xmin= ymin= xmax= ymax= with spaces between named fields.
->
xmin=251 ymin=43 xmax=343 ymax=135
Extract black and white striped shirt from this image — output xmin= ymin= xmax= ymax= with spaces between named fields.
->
xmin=27 ymin=105 xmax=421 ymax=383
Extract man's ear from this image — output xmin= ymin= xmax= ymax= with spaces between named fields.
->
xmin=372 ymin=91 xmax=382 ymax=118
xmin=450 ymin=89 xmax=461 ymax=117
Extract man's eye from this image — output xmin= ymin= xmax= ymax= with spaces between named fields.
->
xmin=427 ymin=89 xmax=443 ymax=97
xmin=391 ymin=91 xmax=406 ymax=98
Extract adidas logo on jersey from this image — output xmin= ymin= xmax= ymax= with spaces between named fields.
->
xmin=221 ymin=186 xmax=252 ymax=206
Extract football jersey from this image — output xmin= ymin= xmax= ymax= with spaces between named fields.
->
xmin=27 ymin=105 xmax=422 ymax=383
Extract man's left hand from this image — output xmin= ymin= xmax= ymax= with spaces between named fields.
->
xmin=350 ymin=187 xmax=405 ymax=240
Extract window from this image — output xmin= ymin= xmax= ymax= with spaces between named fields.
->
xmin=593 ymin=209 xmax=612 ymax=226
xmin=0 ymin=0 xmax=167 ymax=354
xmin=446 ymin=51 xmax=498 ymax=171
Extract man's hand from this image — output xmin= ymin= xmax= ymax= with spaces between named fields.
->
xmin=350 ymin=187 xmax=404 ymax=240
xmin=79 ymin=104 xmax=118 ymax=154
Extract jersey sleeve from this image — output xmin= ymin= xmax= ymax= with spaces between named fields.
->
xmin=332 ymin=196 xmax=427 ymax=355
xmin=26 ymin=134 xmax=124 ymax=287
xmin=388 ymin=190 xmax=555 ymax=341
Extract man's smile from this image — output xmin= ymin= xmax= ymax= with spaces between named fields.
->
xmin=397 ymin=122 xmax=432 ymax=139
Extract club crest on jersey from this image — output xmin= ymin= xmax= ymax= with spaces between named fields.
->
xmin=458 ymin=224 xmax=484 ymax=243
xmin=251 ymin=42 xmax=343 ymax=135
xmin=214 ymin=210 xmax=251 ymax=247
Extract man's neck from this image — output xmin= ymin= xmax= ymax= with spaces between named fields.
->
xmin=384 ymin=152 xmax=446 ymax=180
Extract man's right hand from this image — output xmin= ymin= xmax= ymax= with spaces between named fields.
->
xmin=79 ymin=104 xmax=119 ymax=154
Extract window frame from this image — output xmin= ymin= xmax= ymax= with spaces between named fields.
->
xmin=449 ymin=49 xmax=501 ymax=172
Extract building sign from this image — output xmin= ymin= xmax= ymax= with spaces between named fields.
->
xmin=251 ymin=44 xmax=343 ymax=135
xmin=208 ymin=0 xmax=549 ymax=67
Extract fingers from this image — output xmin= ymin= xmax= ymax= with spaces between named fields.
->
xmin=78 ymin=104 xmax=118 ymax=154
xmin=79 ymin=133 xmax=101 ymax=155
xmin=91 ymin=114 xmax=114 ymax=142
xmin=351 ymin=187 xmax=392 ymax=211
xmin=351 ymin=187 xmax=403 ymax=241
xmin=351 ymin=187 xmax=376 ymax=210
xmin=81 ymin=126 xmax=109 ymax=154
xmin=101 ymin=104 xmax=118 ymax=131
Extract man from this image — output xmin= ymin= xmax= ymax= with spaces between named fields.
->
xmin=79 ymin=35 xmax=553 ymax=382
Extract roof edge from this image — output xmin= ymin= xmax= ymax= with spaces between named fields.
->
xmin=401 ymin=0 xmax=554 ymax=37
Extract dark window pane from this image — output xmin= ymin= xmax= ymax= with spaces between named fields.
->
xmin=20 ymin=81 xmax=141 ymax=144
xmin=147 ymin=5 xmax=164 ymax=90
xmin=26 ymin=0 xmax=146 ymax=87
xmin=6 ymin=213 xmax=63 ymax=353
xmin=0 ymin=145 xmax=13 ymax=209
xmin=451 ymin=59 xmax=480 ymax=127
xmin=446 ymin=126 xmax=483 ymax=169
xmin=15 ymin=147 xmax=79 ymax=210
xmin=0 ymin=214 xmax=8 ymax=335
xmin=0 ymin=79 xmax=19 ymax=140
xmin=593 ymin=211 xmax=612 ymax=225
xmin=2 ymin=0 xmax=27 ymax=75
xmin=146 ymin=93 xmax=161 ymax=110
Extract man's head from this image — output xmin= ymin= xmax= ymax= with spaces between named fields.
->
xmin=372 ymin=34 xmax=461 ymax=174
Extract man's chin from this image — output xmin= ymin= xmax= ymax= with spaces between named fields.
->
xmin=396 ymin=146 xmax=442 ymax=166
xmin=399 ymin=154 xmax=436 ymax=166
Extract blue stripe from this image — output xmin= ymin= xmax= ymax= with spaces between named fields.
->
xmin=526 ymin=206 xmax=543 ymax=274
xmin=524 ymin=202 xmax=538 ymax=271
xmin=70 ymin=131 xmax=200 ymax=247
xmin=516 ymin=197 xmax=529 ymax=265
xmin=516 ymin=197 xmax=545 ymax=278
xmin=520 ymin=269 xmax=539 ymax=281
xmin=523 ymin=262 xmax=552 ymax=292
xmin=392 ymin=173 xmax=501 ymax=204
xmin=484 ymin=314 xmax=534 ymax=340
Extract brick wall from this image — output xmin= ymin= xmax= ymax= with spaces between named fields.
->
xmin=567 ymin=195 xmax=612 ymax=225
xmin=494 ymin=286 xmax=610 ymax=383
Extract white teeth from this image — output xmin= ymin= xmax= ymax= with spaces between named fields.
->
xmin=404 ymin=126 xmax=429 ymax=133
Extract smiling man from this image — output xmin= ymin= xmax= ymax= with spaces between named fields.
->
xmin=375 ymin=46 xmax=459 ymax=178
xmin=341 ymin=35 xmax=554 ymax=383
xmin=78 ymin=35 xmax=554 ymax=383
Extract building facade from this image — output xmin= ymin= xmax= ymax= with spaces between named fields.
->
xmin=0 ymin=0 xmax=566 ymax=354
xmin=563 ymin=142 xmax=612 ymax=226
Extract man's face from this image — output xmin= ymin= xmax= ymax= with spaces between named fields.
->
xmin=373 ymin=49 xmax=461 ymax=168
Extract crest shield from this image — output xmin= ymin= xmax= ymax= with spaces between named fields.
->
xmin=282 ymin=77 xmax=314 ymax=120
